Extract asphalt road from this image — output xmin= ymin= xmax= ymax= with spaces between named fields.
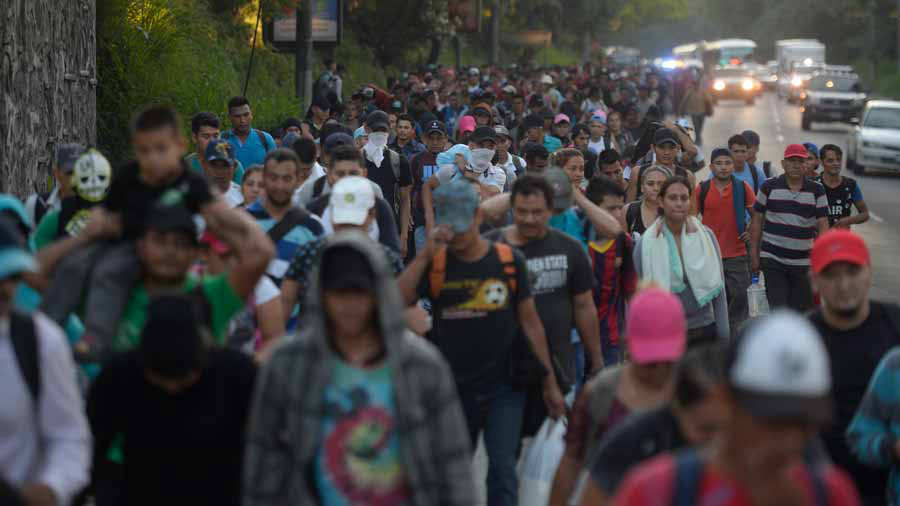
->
xmin=699 ymin=92 xmax=900 ymax=303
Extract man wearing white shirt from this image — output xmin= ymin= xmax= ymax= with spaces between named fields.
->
xmin=202 ymin=139 xmax=244 ymax=208
xmin=294 ymin=133 xmax=383 ymax=206
xmin=0 ymin=218 xmax=90 ymax=506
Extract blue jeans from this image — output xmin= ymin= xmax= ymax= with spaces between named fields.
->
xmin=459 ymin=382 xmax=526 ymax=506
xmin=573 ymin=341 xmax=586 ymax=393
xmin=601 ymin=332 xmax=621 ymax=366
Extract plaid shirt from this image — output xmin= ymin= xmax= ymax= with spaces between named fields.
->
xmin=242 ymin=234 xmax=475 ymax=506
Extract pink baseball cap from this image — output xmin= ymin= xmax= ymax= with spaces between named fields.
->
xmin=626 ymin=288 xmax=686 ymax=364
xmin=458 ymin=115 xmax=476 ymax=134
xmin=554 ymin=113 xmax=570 ymax=124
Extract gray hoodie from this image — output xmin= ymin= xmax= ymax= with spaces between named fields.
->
xmin=243 ymin=231 xmax=474 ymax=506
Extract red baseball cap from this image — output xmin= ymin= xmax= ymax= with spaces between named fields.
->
xmin=784 ymin=144 xmax=809 ymax=159
xmin=626 ymin=288 xmax=686 ymax=364
xmin=811 ymin=229 xmax=870 ymax=274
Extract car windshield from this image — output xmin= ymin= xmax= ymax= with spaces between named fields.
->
xmin=809 ymin=76 xmax=860 ymax=92
xmin=714 ymin=68 xmax=750 ymax=78
xmin=864 ymin=108 xmax=900 ymax=129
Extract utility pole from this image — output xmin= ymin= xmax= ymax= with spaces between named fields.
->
xmin=295 ymin=0 xmax=314 ymax=107
xmin=489 ymin=0 xmax=500 ymax=65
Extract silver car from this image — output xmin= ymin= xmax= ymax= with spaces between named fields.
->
xmin=847 ymin=100 xmax=900 ymax=175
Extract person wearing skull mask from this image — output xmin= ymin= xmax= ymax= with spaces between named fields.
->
xmin=33 ymin=149 xmax=113 ymax=250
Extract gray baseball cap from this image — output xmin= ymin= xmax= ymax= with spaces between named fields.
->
xmin=544 ymin=167 xmax=573 ymax=211
xmin=56 ymin=143 xmax=86 ymax=173
xmin=433 ymin=178 xmax=480 ymax=234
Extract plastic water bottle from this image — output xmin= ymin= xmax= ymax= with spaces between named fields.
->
xmin=747 ymin=274 xmax=769 ymax=318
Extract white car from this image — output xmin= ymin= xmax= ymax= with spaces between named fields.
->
xmin=847 ymin=100 xmax=900 ymax=175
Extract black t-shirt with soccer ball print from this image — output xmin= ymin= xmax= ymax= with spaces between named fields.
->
xmin=417 ymin=242 xmax=531 ymax=391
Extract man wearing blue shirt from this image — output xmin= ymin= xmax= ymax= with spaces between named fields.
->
xmin=727 ymin=134 xmax=765 ymax=196
xmin=222 ymin=96 xmax=276 ymax=168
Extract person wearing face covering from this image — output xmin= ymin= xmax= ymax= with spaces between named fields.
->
xmin=421 ymin=129 xmax=507 ymax=236
xmin=362 ymin=110 xmax=413 ymax=256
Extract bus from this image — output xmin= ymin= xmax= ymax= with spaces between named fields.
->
xmin=702 ymin=39 xmax=757 ymax=67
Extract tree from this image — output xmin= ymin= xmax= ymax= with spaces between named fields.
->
xmin=1 ymin=0 xmax=97 ymax=197
xmin=344 ymin=0 xmax=449 ymax=68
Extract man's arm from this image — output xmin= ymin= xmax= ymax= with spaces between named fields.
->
xmin=573 ymin=187 xmax=622 ymax=238
xmin=518 ymin=297 xmax=566 ymax=418
xmin=399 ymin=185 xmax=411 ymax=256
xmin=480 ymin=192 xmax=512 ymax=223
xmin=279 ymin=279 xmax=300 ymax=327
xmin=837 ymin=200 xmax=870 ymax=228
xmin=573 ymin=290 xmax=603 ymax=374
xmin=421 ymin=176 xmax=441 ymax=237
xmin=203 ymin=199 xmax=275 ymax=299
xmin=749 ymin=210 xmax=763 ymax=274
xmin=817 ymin=216 xmax=830 ymax=236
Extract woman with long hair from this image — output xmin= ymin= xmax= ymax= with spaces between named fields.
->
xmin=624 ymin=165 xmax=669 ymax=237
xmin=634 ymin=176 xmax=729 ymax=346
xmin=604 ymin=109 xmax=634 ymax=156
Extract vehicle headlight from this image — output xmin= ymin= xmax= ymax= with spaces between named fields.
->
xmin=713 ymin=80 xmax=725 ymax=91
xmin=791 ymin=76 xmax=803 ymax=87
xmin=741 ymin=79 xmax=754 ymax=91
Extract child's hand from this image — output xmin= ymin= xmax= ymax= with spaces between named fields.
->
xmin=83 ymin=207 xmax=122 ymax=240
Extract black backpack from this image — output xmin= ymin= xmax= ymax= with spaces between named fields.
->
xmin=33 ymin=191 xmax=53 ymax=227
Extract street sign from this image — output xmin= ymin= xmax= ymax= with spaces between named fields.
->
xmin=264 ymin=0 xmax=342 ymax=50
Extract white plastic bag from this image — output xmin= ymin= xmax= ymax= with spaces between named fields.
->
xmin=518 ymin=417 xmax=567 ymax=506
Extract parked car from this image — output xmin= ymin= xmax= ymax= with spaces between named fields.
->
xmin=709 ymin=65 xmax=760 ymax=105
xmin=847 ymin=100 xmax=900 ymax=175
xmin=802 ymin=72 xmax=867 ymax=130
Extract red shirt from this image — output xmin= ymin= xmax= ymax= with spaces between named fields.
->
xmin=695 ymin=181 xmax=755 ymax=259
xmin=614 ymin=454 xmax=860 ymax=506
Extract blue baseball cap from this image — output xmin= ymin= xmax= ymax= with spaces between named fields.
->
xmin=0 ymin=217 xmax=36 ymax=280
xmin=205 ymin=139 xmax=235 ymax=165
xmin=433 ymin=178 xmax=479 ymax=234
xmin=803 ymin=142 xmax=819 ymax=158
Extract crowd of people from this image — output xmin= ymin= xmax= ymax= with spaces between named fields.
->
xmin=1 ymin=57 xmax=896 ymax=506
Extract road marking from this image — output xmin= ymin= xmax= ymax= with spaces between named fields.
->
xmin=870 ymin=212 xmax=884 ymax=223
xmin=776 ymin=135 xmax=784 ymax=142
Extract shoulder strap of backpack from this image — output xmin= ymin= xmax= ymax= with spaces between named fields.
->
xmin=387 ymin=148 xmax=401 ymax=180
xmin=267 ymin=207 xmax=308 ymax=244
xmin=429 ymin=246 xmax=448 ymax=300
xmin=698 ymin=180 xmax=711 ymax=216
xmin=494 ymin=242 xmax=517 ymax=296
xmin=750 ymin=163 xmax=760 ymax=193
xmin=255 ymin=129 xmax=272 ymax=152
xmin=762 ymin=161 xmax=772 ymax=178
xmin=626 ymin=202 xmax=641 ymax=232
xmin=512 ymin=155 xmax=524 ymax=176
xmin=672 ymin=450 xmax=704 ymax=506
xmin=312 ymin=175 xmax=328 ymax=199
xmin=804 ymin=447 xmax=829 ymax=506
xmin=9 ymin=311 xmax=40 ymax=402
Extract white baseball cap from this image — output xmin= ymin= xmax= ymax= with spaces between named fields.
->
xmin=727 ymin=310 xmax=833 ymax=424
xmin=540 ymin=74 xmax=553 ymax=85
xmin=329 ymin=176 xmax=375 ymax=226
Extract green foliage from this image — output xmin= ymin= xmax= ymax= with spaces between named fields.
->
xmin=96 ymin=0 xmax=301 ymax=164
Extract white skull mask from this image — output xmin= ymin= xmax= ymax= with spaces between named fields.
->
xmin=72 ymin=150 xmax=111 ymax=202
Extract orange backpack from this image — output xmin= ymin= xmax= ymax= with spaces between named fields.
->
xmin=428 ymin=242 xmax=518 ymax=299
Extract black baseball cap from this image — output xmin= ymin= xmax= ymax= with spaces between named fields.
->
xmin=324 ymin=132 xmax=354 ymax=154
xmin=321 ymin=246 xmax=375 ymax=293
xmin=140 ymin=294 xmax=209 ymax=380
xmin=425 ymin=120 xmax=446 ymax=136
xmin=365 ymin=110 xmax=390 ymax=131
xmin=523 ymin=114 xmax=544 ymax=130
xmin=144 ymin=201 xmax=197 ymax=240
xmin=523 ymin=142 xmax=550 ymax=159
xmin=470 ymin=126 xmax=497 ymax=144
xmin=56 ymin=143 xmax=86 ymax=173
xmin=653 ymin=127 xmax=679 ymax=147
xmin=311 ymin=95 xmax=331 ymax=111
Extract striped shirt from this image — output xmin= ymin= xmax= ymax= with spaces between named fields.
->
xmin=245 ymin=201 xmax=323 ymax=285
xmin=588 ymin=234 xmax=637 ymax=347
xmin=753 ymin=175 xmax=827 ymax=267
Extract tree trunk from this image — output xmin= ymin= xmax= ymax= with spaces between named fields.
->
xmin=1 ymin=0 xmax=96 ymax=198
